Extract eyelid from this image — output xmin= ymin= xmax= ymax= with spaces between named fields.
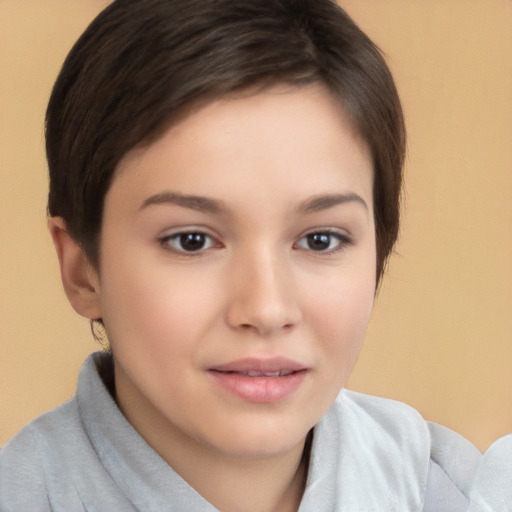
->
xmin=293 ymin=228 xmax=354 ymax=255
xmin=158 ymin=226 xmax=223 ymax=255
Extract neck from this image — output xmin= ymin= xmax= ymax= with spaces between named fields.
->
xmin=114 ymin=361 xmax=312 ymax=512
xmin=154 ymin=423 xmax=310 ymax=512
xmin=187 ymin=444 xmax=309 ymax=512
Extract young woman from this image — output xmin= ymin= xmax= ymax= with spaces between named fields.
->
xmin=0 ymin=1 xmax=480 ymax=510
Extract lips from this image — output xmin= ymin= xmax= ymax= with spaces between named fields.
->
xmin=240 ymin=369 xmax=295 ymax=377
xmin=208 ymin=357 xmax=308 ymax=403
xmin=210 ymin=357 xmax=306 ymax=374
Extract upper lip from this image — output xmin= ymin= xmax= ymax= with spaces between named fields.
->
xmin=209 ymin=357 xmax=307 ymax=375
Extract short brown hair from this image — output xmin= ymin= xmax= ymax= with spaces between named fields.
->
xmin=46 ymin=0 xmax=405 ymax=281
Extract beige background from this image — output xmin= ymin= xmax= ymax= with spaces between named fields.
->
xmin=1 ymin=0 xmax=511 ymax=452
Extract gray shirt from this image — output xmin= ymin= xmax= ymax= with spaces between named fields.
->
xmin=0 ymin=353 xmax=480 ymax=511
xmin=469 ymin=434 xmax=512 ymax=512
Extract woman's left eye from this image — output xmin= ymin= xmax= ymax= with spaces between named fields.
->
xmin=160 ymin=232 xmax=217 ymax=253
xmin=294 ymin=231 xmax=352 ymax=254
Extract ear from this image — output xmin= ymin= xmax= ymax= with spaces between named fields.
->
xmin=48 ymin=217 xmax=102 ymax=320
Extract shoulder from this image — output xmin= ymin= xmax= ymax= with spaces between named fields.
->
xmin=0 ymin=354 xmax=107 ymax=512
xmin=0 ymin=425 xmax=49 ymax=511
xmin=470 ymin=434 xmax=512 ymax=512
xmin=427 ymin=422 xmax=481 ymax=490
xmin=422 ymin=422 xmax=481 ymax=512
xmin=0 ymin=398 xmax=80 ymax=512
xmin=339 ymin=390 xmax=480 ymax=464
xmin=333 ymin=391 xmax=480 ymax=511
xmin=338 ymin=389 xmax=429 ymax=443
xmin=306 ymin=390 xmax=432 ymax=510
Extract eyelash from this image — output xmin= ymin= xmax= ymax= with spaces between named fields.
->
xmin=293 ymin=230 xmax=353 ymax=255
xmin=159 ymin=231 xmax=221 ymax=255
xmin=159 ymin=229 xmax=353 ymax=256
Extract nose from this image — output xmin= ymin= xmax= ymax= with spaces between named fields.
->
xmin=225 ymin=249 xmax=301 ymax=337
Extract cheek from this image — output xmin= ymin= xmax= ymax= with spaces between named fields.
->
xmin=306 ymin=270 xmax=375 ymax=372
xmin=293 ymin=273 xmax=374 ymax=421
xmin=97 ymin=256 xmax=220 ymax=361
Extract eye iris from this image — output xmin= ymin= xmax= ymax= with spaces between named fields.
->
xmin=180 ymin=233 xmax=206 ymax=251
xmin=307 ymin=233 xmax=331 ymax=251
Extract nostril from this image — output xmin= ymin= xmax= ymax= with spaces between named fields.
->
xmin=234 ymin=321 xmax=296 ymax=337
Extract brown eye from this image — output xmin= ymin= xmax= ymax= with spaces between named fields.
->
xmin=162 ymin=232 xmax=215 ymax=253
xmin=306 ymin=233 xmax=332 ymax=251
xmin=295 ymin=230 xmax=352 ymax=254
xmin=178 ymin=233 xmax=208 ymax=251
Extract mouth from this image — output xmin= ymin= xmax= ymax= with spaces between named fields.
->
xmin=209 ymin=357 xmax=307 ymax=375
xmin=208 ymin=358 xmax=308 ymax=403
xmin=217 ymin=369 xmax=298 ymax=377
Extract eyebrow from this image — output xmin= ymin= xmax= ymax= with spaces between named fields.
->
xmin=139 ymin=191 xmax=368 ymax=216
xmin=296 ymin=193 xmax=369 ymax=215
xmin=139 ymin=191 xmax=227 ymax=214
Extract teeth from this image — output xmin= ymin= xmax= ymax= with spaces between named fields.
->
xmin=245 ymin=370 xmax=290 ymax=377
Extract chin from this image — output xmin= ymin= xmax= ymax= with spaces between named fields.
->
xmin=202 ymin=416 xmax=314 ymax=459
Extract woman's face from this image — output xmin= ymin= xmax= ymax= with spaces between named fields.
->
xmin=90 ymin=85 xmax=376 ymax=461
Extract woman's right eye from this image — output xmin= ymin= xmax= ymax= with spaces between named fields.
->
xmin=160 ymin=232 xmax=217 ymax=253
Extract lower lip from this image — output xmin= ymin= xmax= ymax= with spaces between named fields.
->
xmin=209 ymin=370 xmax=307 ymax=403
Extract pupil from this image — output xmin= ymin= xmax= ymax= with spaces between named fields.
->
xmin=307 ymin=233 xmax=330 ymax=251
xmin=180 ymin=233 xmax=205 ymax=251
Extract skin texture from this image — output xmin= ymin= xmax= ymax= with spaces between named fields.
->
xmin=50 ymin=85 xmax=377 ymax=512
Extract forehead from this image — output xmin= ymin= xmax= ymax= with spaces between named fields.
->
xmin=110 ymin=84 xmax=373 ymax=211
